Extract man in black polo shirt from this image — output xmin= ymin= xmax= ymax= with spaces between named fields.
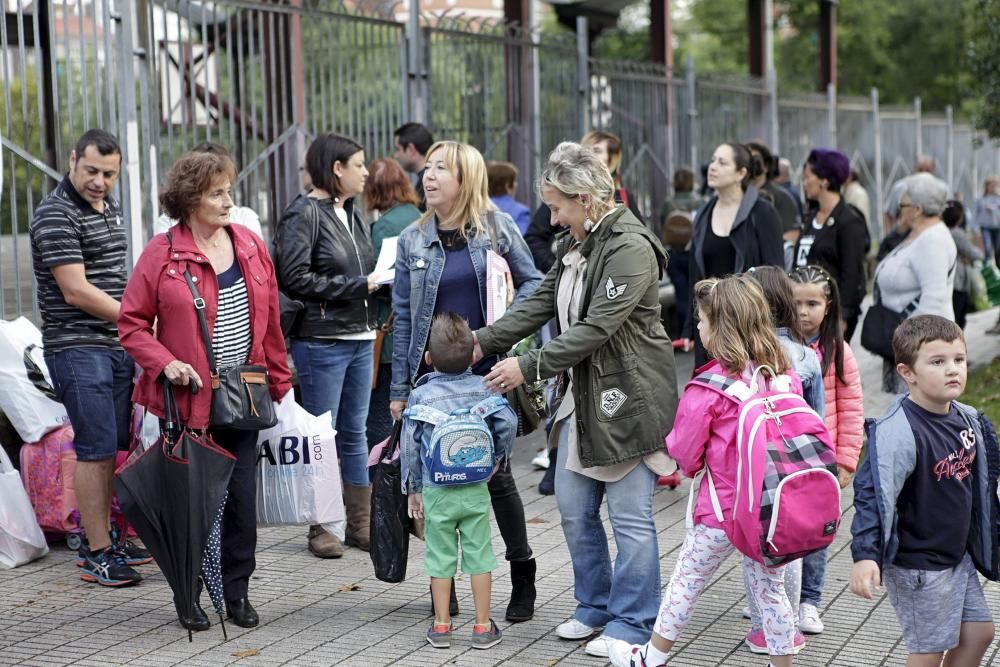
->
xmin=30 ymin=129 xmax=149 ymax=586
xmin=394 ymin=122 xmax=434 ymax=211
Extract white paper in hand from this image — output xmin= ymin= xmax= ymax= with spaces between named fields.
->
xmin=373 ymin=236 xmax=398 ymax=284
xmin=486 ymin=249 xmax=511 ymax=325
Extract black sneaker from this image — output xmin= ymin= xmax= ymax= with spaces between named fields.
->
xmin=111 ymin=524 xmax=153 ymax=566
xmin=75 ymin=528 xmax=153 ymax=567
xmin=79 ymin=547 xmax=142 ymax=587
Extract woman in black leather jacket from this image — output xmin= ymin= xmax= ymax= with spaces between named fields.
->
xmin=274 ymin=133 xmax=386 ymax=560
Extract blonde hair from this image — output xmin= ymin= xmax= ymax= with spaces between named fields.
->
xmin=539 ymin=142 xmax=617 ymax=220
xmin=693 ymin=275 xmax=789 ymax=375
xmin=582 ymin=130 xmax=623 ymax=181
xmin=418 ymin=141 xmax=494 ymax=238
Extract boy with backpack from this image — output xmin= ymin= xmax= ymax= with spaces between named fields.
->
xmin=850 ymin=315 xmax=1000 ymax=666
xmin=402 ymin=313 xmax=517 ymax=650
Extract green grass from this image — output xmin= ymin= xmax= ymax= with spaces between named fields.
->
xmin=964 ymin=357 xmax=1000 ymax=425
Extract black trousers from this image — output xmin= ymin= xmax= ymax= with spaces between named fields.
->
xmin=211 ymin=428 xmax=259 ymax=602
xmin=488 ymin=466 xmax=533 ymax=563
xmin=953 ymin=290 xmax=970 ymax=330
xmin=843 ymin=314 xmax=859 ymax=344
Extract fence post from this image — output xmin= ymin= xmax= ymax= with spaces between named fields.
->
xmin=826 ymin=82 xmax=837 ymax=147
xmin=768 ymin=70 xmax=779 ymax=153
xmin=576 ymin=16 xmax=590 ymax=136
xmin=945 ymin=104 xmax=954 ymax=189
xmin=111 ymin=4 xmax=143 ymax=267
xmin=687 ymin=55 xmax=698 ymax=177
xmin=872 ymin=87 xmax=883 ymax=240
xmin=914 ymin=96 xmax=922 ymax=159
xmin=407 ymin=1 xmax=427 ymax=124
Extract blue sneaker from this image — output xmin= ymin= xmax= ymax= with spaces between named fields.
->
xmin=79 ymin=547 xmax=142 ymax=587
xmin=471 ymin=619 xmax=502 ymax=649
xmin=76 ymin=526 xmax=152 ymax=567
xmin=426 ymin=621 xmax=452 ymax=648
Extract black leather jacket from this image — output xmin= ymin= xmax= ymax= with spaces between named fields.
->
xmin=274 ymin=194 xmax=376 ymax=338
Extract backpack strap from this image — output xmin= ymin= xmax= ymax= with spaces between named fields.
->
xmin=470 ymin=396 xmax=509 ymax=420
xmin=689 ymin=371 xmax=753 ymax=403
xmin=403 ymin=404 xmax=450 ymax=426
xmin=685 ymin=467 xmax=725 ymax=529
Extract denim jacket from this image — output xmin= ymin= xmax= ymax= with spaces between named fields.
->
xmin=400 ymin=370 xmax=517 ymax=493
xmin=850 ymin=395 xmax=1000 ymax=580
xmin=390 ymin=211 xmax=542 ymax=402
xmin=776 ymin=327 xmax=825 ymax=416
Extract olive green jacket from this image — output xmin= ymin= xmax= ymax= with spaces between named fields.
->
xmin=476 ymin=207 xmax=679 ymax=467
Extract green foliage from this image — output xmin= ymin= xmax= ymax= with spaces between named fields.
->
xmin=2 ymin=69 xmax=53 ymax=236
xmin=962 ymin=357 xmax=1000 ymax=426
xmin=967 ymin=0 xmax=1000 ymax=138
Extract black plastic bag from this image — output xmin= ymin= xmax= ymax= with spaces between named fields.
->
xmin=369 ymin=422 xmax=410 ymax=583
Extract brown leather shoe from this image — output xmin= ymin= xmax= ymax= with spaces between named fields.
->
xmin=307 ymin=524 xmax=344 ymax=558
xmin=343 ymin=483 xmax=371 ymax=551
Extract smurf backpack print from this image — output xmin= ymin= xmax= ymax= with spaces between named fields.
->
xmin=404 ymin=396 xmax=509 ymax=487
xmin=688 ymin=365 xmax=840 ymax=566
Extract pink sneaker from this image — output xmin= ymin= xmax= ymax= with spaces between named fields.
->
xmin=744 ymin=629 xmax=806 ymax=655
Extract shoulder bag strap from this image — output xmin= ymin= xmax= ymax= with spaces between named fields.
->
xmin=403 ymin=404 xmax=449 ymax=426
xmin=181 ymin=267 xmax=220 ymax=389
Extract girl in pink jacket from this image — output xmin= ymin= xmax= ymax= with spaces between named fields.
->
xmin=789 ymin=265 xmax=864 ymax=636
xmin=612 ymin=275 xmax=799 ymax=667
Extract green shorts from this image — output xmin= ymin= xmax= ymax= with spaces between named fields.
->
xmin=422 ymin=483 xmax=497 ymax=579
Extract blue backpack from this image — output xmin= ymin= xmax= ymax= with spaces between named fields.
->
xmin=404 ymin=396 xmax=510 ymax=487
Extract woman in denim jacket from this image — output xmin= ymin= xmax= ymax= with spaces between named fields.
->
xmin=390 ymin=140 xmax=542 ymax=623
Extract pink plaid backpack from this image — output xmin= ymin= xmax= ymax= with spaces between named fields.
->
xmin=687 ymin=365 xmax=841 ymax=566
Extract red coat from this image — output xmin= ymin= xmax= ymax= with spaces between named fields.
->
xmin=119 ymin=222 xmax=292 ymax=429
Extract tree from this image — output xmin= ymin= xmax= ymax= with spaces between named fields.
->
xmin=967 ymin=0 xmax=1000 ymax=138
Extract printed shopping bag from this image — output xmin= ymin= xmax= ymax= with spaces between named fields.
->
xmin=256 ymin=399 xmax=345 ymax=526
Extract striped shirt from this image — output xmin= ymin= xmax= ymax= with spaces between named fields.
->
xmin=30 ymin=175 xmax=128 ymax=353
xmin=212 ymin=261 xmax=252 ymax=370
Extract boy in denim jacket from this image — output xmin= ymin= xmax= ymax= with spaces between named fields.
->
xmin=402 ymin=313 xmax=516 ymax=650
xmin=850 ymin=315 xmax=1000 ymax=666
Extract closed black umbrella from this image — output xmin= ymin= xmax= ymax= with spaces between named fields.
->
xmin=113 ymin=384 xmax=236 ymax=640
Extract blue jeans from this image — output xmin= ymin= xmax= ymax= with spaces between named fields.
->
xmin=46 ymin=347 xmax=133 ymax=462
xmin=800 ymin=547 xmax=827 ymax=607
xmin=554 ymin=418 xmax=660 ymax=644
xmin=291 ymin=339 xmax=373 ymax=487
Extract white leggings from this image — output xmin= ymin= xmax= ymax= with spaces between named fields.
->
xmin=748 ymin=558 xmax=801 ymax=633
xmin=654 ymin=524 xmax=797 ymax=655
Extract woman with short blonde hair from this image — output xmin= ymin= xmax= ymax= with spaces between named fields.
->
xmin=390 ymin=140 xmax=542 ymax=622
xmin=475 ymin=141 xmax=679 ymax=656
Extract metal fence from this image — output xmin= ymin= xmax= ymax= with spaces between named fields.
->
xmin=3 ymin=0 xmax=1000 ymax=321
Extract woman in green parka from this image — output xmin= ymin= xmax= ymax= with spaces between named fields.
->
xmin=364 ymin=158 xmax=422 ymax=448
xmin=474 ymin=142 xmax=680 ymax=656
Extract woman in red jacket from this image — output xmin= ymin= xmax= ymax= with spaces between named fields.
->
xmin=118 ymin=151 xmax=292 ymax=632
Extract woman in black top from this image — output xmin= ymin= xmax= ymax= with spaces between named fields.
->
xmin=792 ymin=148 xmax=869 ymax=342
xmin=679 ymin=143 xmax=785 ymax=368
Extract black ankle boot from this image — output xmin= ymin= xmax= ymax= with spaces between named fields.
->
xmin=430 ymin=580 xmax=460 ymax=617
xmin=175 ymin=599 xmax=210 ymax=631
xmin=506 ymin=558 xmax=537 ymax=622
xmin=225 ymin=597 xmax=259 ymax=628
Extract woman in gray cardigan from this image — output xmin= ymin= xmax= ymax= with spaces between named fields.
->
xmin=871 ymin=173 xmax=957 ymax=391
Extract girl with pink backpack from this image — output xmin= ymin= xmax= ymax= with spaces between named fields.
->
xmin=612 ymin=275 xmax=822 ymax=667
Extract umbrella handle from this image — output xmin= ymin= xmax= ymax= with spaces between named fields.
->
xmin=162 ymin=381 xmax=183 ymax=436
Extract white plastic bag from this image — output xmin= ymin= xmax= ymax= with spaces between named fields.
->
xmin=256 ymin=399 xmax=345 ymax=527
xmin=0 ymin=445 xmax=49 ymax=568
xmin=0 ymin=318 xmax=69 ymax=442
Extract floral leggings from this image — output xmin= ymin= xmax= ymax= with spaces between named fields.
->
xmin=654 ymin=524 xmax=797 ymax=655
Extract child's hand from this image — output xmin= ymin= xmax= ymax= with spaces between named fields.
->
xmin=837 ymin=465 xmax=853 ymax=488
xmin=849 ymin=560 xmax=881 ymax=599
xmin=407 ymin=492 xmax=423 ymax=521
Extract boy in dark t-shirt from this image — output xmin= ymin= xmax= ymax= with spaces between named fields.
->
xmin=849 ymin=315 xmax=1000 ymax=665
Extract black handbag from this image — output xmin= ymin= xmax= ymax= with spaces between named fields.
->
xmin=860 ymin=282 xmax=917 ymax=361
xmin=369 ymin=421 xmax=410 ymax=583
xmin=181 ymin=268 xmax=278 ymax=431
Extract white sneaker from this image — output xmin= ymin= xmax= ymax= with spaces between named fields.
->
xmin=585 ymin=635 xmax=628 ymax=658
xmin=799 ymin=603 xmax=824 ymax=634
xmin=608 ymin=641 xmax=640 ymax=667
xmin=741 ymin=605 xmax=751 ymax=619
xmin=555 ymin=618 xmax=598 ymax=640
xmin=531 ymin=449 xmax=550 ymax=470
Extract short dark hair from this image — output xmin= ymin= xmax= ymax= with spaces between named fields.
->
xmin=427 ymin=313 xmax=474 ymax=374
xmin=746 ymin=140 xmax=779 ymax=180
xmin=73 ymin=129 xmax=120 ymax=160
xmin=942 ymin=199 xmax=965 ymax=229
xmin=159 ymin=152 xmax=237 ymax=221
xmin=394 ymin=122 xmax=434 ymax=157
xmin=892 ymin=314 xmax=965 ymax=367
xmin=673 ymin=168 xmax=695 ymax=193
xmin=487 ymin=161 xmax=518 ymax=197
xmin=806 ymin=148 xmax=851 ymax=192
xmin=306 ymin=133 xmax=364 ymax=198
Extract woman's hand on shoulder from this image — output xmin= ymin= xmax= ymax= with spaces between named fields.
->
xmin=163 ymin=359 xmax=203 ymax=389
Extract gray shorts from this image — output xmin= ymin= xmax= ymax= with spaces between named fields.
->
xmin=883 ymin=553 xmax=994 ymax=654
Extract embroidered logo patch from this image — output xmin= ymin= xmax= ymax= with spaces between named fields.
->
xmin=605 ymin=276 xmax=627 ymax=300
xmin=600 ymin=388 xmax=628 ymax=417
